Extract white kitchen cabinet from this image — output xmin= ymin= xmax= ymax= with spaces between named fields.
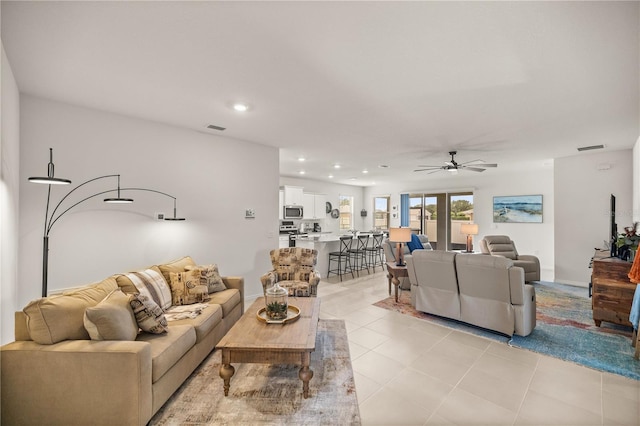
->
xmin=283 ymin=185 xmax=304 ymax=206
xmin=278 ymin=190 xmax=284 ymax=220
xmin=314 ymin=193 xmax=327 ymax=218
xmin=303 ymin=193 xmax=327 ymax=220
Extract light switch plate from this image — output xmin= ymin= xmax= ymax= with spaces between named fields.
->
xmin=245 ymin=209 xmax=255 ymax=218
xmin=155 ymin=212 xmax=165 ymax=221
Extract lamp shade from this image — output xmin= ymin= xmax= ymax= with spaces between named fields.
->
xmin=389 ymin=227 xmax=412 ymax=243
xmin=460 ymin=223 xmax=479 ymax=235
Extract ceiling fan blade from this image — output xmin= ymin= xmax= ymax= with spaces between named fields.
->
xmin=459 ymin=159 xmax=498 ymax=167
xmin=462 ymin=166 xmax=486 ymax=172
xmin=416 ymin=165 xmax=441 ymax=168
xmin=414 ymin=167 xmax=441 ymax=172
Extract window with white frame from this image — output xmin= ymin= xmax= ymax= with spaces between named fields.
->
xmin=339 ymin=195 xmax=353 ymax=230
xmin=373 ymin=196 xmax=390 ymax=230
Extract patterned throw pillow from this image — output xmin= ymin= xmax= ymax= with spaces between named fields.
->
xmin=125 ymin=269 xmax=172 ymax=310
xmin=129 ymin=293 xmax=168 ymax=334
xmin=84 ymin=289 xmax=138 ymax=341
xmin=185 ymin=264 xmax=226 ymax=293
xmin=168 ymin=270 xmax=210 ymax=306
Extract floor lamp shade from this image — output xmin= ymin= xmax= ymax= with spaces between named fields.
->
xmin=389 ymin=227 xmax=412 ymax=266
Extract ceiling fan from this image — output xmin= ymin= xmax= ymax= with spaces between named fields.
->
xmin=414 ymin=151 xmax=498 ymax=174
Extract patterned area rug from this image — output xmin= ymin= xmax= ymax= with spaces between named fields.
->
xmin=374 ymin=282 xmax=640 ymax=380
xmin=149 ymin=319 xmax=360 ymax=425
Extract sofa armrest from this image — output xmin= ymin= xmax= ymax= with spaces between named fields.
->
xmin=1 ymin=339 xmax=152 ymax=426
xmin=509 ymin=266 xmax=526 ymax=305
xmin=222 ymin=276 xmax=245 ymax=313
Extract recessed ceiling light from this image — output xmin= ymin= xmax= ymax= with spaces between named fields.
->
xmin=349 ymin=177 xmax=357 ymax=181
xmin=328 ymin=175 xmax=334 ymax=179
xmin=362 ymin=170 xmax=368 ymax=174
xmin=298 ymin=157 xmax=305 ymax=162
xmin=333 ymin=164 xmax=341 ymax=169
xmin=233 ymin=103 xmax=249 ymax=112
xmin=299 ymin=170 xmax=305 ymax=175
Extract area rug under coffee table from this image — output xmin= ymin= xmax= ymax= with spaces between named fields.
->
xmin=374 ymin=282 xmax=640 ymax=380
xmin=149 ymin=319 xmax=360 ymax=425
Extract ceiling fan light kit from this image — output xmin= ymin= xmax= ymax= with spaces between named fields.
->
xmin=414 ymin=151 xmax=498 ymax=174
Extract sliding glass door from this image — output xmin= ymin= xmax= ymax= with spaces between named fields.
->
xmin=407 ymin=191 xmax=473 ymax=250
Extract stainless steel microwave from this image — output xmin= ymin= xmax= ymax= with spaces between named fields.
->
xmin=283 ymin=205 xmax=303 ymax=219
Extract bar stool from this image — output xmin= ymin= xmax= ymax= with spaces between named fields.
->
xmin=349 ymin=234 xmax=370 ymax=277
xmin=327 ymin=236 xmax=354 ymax=281
xmin=365 ymin=232 xmax=385 ymax=272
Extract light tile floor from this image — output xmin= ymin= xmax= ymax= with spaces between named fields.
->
xmin=317 ymin=270 xmax=640 ymax=425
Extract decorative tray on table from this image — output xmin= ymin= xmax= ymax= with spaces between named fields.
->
xmin=256 ymin=305 xmax=301 ymax=324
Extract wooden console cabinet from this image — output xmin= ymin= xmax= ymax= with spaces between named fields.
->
xmin=591 ymin=251 xmax=634 ymax=327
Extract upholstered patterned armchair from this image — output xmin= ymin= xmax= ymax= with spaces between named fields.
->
xmin=260 ymin=247 xmax=321 ymax=297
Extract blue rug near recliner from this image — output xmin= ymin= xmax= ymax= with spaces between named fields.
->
xmin=374 ymin=281 xmax=640 ymax=380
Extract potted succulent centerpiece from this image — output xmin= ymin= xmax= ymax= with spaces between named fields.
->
xmin=265 ymin=282 xmax=288 ymax=320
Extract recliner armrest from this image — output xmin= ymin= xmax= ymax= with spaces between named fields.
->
xmin=509 ymin=266 xmax=526 ymax=305
xmin=517 ymin=254 xmax=540 ymax=265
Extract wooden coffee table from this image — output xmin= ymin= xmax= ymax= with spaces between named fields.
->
xmin=216 ymin=296 xmax=321 ymax=398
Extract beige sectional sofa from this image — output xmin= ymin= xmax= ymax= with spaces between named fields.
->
xmin=406 ymin=250 xmax=536 ymax=337
xmin=0 ymin=256 xmax=244 ymax=426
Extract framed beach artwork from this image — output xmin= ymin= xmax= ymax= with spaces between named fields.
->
xmin=493 ymin=195 xmax=543 ymax=223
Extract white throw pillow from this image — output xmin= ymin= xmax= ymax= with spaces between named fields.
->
xmin=125 ymin=268 xmax=172 ymax=310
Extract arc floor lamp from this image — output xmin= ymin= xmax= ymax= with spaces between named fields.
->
xmin=29 ymin=148 xmax=185 ymax=297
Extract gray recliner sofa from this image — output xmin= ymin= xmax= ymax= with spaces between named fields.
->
xmin=406 ymin=250 xmax=536 ymax=337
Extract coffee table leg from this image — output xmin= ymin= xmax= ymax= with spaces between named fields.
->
xmin=299 ymin=352 xmax=314 ymax=398
xmin=219 ymin=350 xmax=235 ymax=396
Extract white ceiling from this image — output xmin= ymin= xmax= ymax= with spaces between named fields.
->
xmin=2 ymin=1 xmax=638 ymax=186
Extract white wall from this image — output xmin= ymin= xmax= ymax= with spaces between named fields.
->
xmin=1 ymin=44 xmax=20 ymax=344
xmin=279 ymin=176 xmax=366 ymax=234
xmin=19 ymin=96 xmax=279 ymax=306
xmin=555 ymin=149 xmax=633 ymax=286
xmin=366 ymin=167 xmax=555 ymax=281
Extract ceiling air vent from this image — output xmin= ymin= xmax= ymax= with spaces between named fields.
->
xmin=207 ymin=124 xmax=226 ymax=131
xmin=577 ymin=144 xmax=604 ymax=152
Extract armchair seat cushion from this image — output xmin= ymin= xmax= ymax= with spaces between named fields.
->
xmin=277 ymin=280 xmax=312 ymax=297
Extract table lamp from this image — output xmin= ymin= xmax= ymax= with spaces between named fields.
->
xmin=389 ymin=227 xmax=412 ymax=266
xmin=460 ymin=223 xmax=479 ymax=253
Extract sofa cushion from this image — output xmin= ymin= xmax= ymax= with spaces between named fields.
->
xmin=207 ymin=288 xmax=241 ymax=317
xmin=84 ymin=289 xmax=138 ymax=341
xmin=23 ymin=276 xmax=119 ymax=345
xmin=115 ymin=265 xmax=164 ymax=295
xmin=168 ymin=304 xmax=223 ymax=343
xmin=124 ymin=269 xmax=172 ymax=310
xmin=185 ymin=264 xmax=226 ymax=293
xmin=168 ymin=270 xmax=209 ymax=306
xmin=129 ymin=293 xmax=168 ymax=334
xmin=157 ymin=256 xmax=196 ymax=284
xmin=136 ymin=324 xmax=196 ymax=383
